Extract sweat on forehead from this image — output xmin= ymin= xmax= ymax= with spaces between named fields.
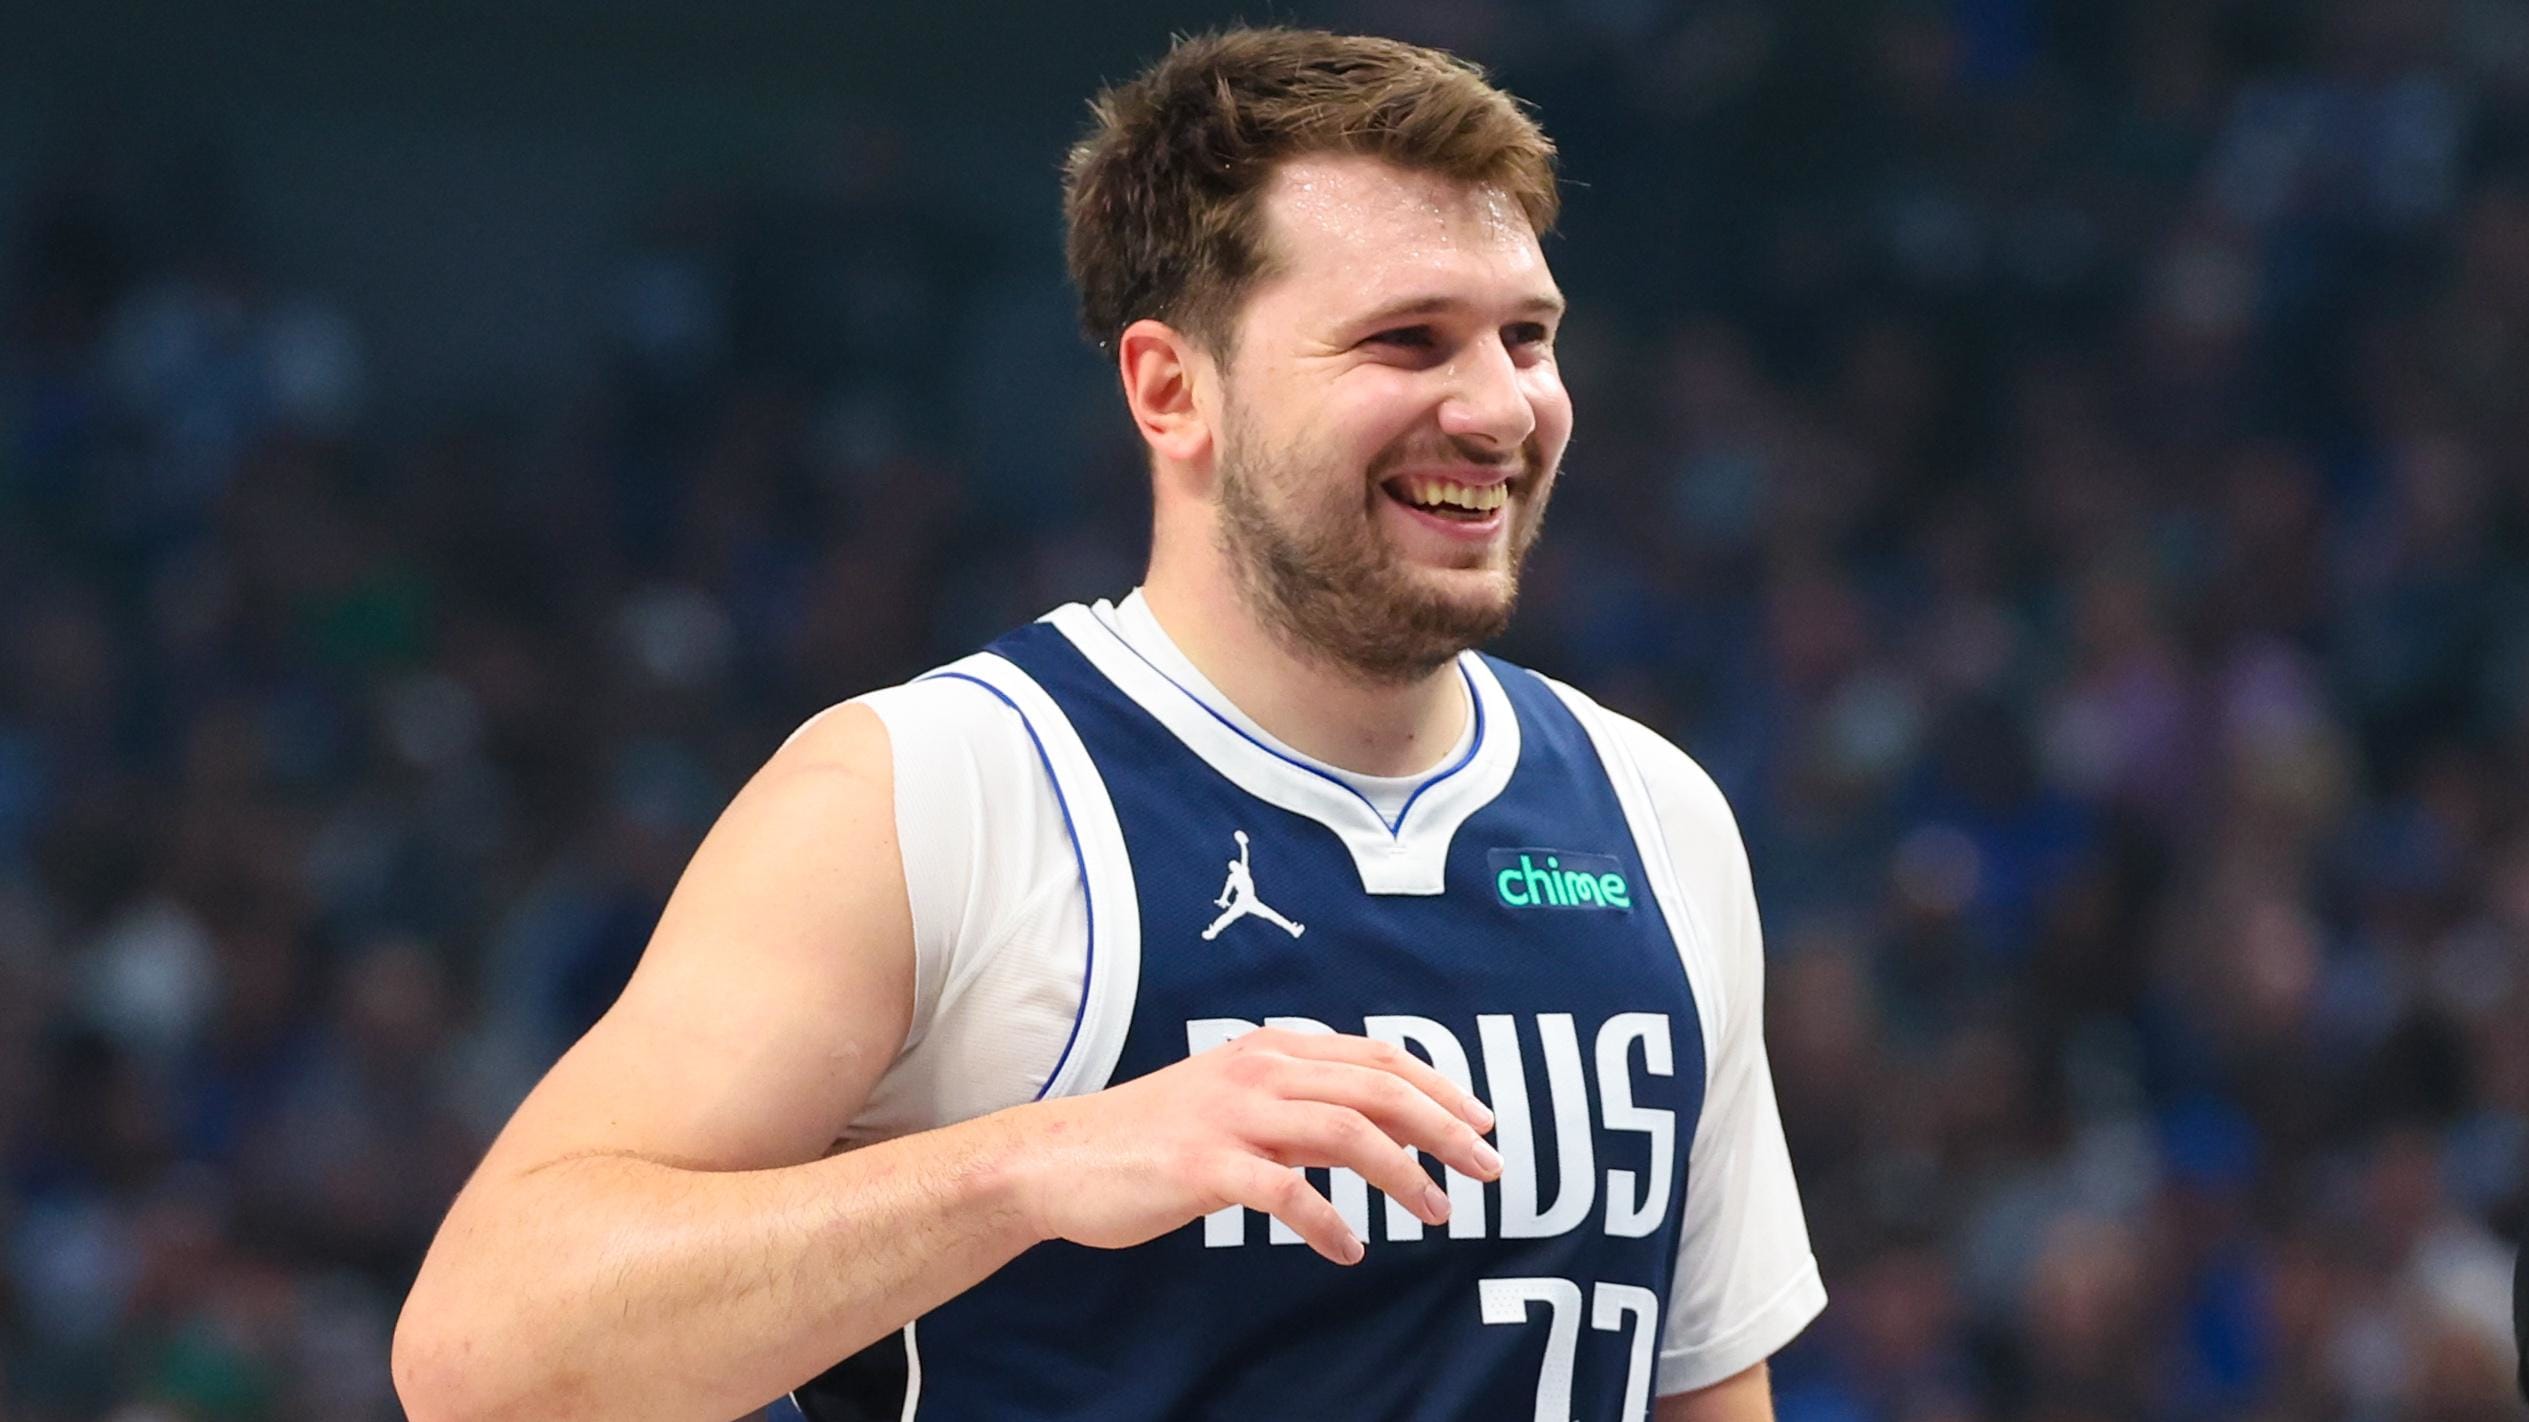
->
xmin=1241 ymin=159 xmax=1551 ymax=335
xmin=1260 ymin=158 xmax=1538 ymax=264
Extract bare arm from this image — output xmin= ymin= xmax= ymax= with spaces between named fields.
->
xmin=1657 ymin=1361 xmax=1773 ymax=1422
xmin=393 ymin=706 xmax=1005 ymax=1421
xmin=393 ymin=705 xmax=1502 ymax=1422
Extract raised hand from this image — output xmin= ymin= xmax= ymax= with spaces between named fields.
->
xmin=1007 ymin=1027 xmax=1503 ymax=1265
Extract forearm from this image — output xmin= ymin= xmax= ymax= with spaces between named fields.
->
xmin=1656 ymin=1361 xmax=1773 ymax=1422
xmin=394 ymin=1110 xmax=1040 ymax=1422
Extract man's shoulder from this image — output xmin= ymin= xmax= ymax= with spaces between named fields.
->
xmin=752 ymin=676 xmax=1053 ymax=875
xmin=783 ymin=661 xmax=1041 ymax=766
xmin=1496 ymin=662 xmax=1741 ymax=847
xmin=1506 ymin=666 xmax=1769 ymax=1023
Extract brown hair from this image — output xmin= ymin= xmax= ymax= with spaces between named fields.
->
xmin=1062 ymin=27 xmax=1558 ymax=358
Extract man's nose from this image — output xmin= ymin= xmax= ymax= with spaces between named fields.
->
xmin=1435 ymin=336 xmax=1537 ymax=454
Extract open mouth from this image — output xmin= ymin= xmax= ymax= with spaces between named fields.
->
xmin=1380 ymin=474 xmax=1510 ymax=522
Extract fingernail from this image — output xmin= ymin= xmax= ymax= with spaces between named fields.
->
xmin=1422 ymin=1183 xmax=1452 ymax=1222
xmin=1474 ymin=1139 xmax=1504 ymax=1175
xmin=1470 ymin=1100 xmax=1496 ymax=1130
xmin=1342 ymin=1235 xmax=1366 ymax=1264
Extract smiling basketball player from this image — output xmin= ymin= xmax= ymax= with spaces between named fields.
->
xmin=394 ymin=28 xmax=1825 ymax=1422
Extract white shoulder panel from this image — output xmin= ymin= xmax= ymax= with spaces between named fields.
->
xmin=922 ymin=652 xmax=1143 ymax=1101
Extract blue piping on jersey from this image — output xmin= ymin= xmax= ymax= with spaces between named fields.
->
xmin=1089 ymin=615 xmax=1486 ymax=838
xmin=924 ymin=671 xmax=1094 ymax=1104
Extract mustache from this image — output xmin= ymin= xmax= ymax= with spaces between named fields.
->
xmin=1366 ymin=436 xmax=1545 ymax=484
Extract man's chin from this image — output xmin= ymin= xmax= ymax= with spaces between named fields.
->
xmin=1390 ymin=566 xmax=1519 ymax=643
xmin=1400 ymin=560 xmax=1516 ymax=609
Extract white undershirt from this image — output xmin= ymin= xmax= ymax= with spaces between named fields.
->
xmin=822 ymin=594 xmax=1825 ymax=1395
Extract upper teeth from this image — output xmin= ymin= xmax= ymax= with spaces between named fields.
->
xmin=1401 ymin=478 xmax=1507 ymax=511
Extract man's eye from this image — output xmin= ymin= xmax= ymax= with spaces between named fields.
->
xmin=1507 ymin=322 xmax=1551 ymax=347
xmin=1368 ymin=326 xmax=1435 ymax=349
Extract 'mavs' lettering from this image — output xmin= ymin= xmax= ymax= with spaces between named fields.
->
xmin=1185 ymin=1012 xmax=1678 ymax=1251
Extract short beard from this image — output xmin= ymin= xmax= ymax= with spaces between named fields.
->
xmin=1213 ymin=407 xmax=1546 ymax=686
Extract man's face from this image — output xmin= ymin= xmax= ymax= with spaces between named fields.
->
xmin=1205 ymin=155 xmax=1573 ymax=683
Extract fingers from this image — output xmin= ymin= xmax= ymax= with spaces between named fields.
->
xmin=1262 ymin=1058 xmax=1502 ymax=1183
xmin=1181 ymin=1028 xmax=1514 ymax=1265
xmin=1252 ymin=1101 xmax=1461 ymax=1228
xmin=1237 ymin=1029 xmax=1496 ymax=1135
xmin=1215 ymin=1155 xmax=1363 ymax=1265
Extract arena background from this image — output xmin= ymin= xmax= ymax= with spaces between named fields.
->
xmin=3 ymin=1 xmax=2526 ymax=1417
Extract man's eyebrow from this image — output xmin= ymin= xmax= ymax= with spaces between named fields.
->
xmin=1348 ymin=291 xmax=1568 ymax=329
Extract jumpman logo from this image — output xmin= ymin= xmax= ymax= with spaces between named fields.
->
xmin=1202 ymin=831 xmax=1306 ymax=941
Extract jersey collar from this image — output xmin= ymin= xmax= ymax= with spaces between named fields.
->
xmin=1043 ymin=601 xmax=1520 ymax=895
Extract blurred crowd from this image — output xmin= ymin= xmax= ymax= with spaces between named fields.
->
xmin=3 ymin=0 xmax=2526 ymax=1418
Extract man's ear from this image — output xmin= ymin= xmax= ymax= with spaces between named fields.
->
xmin=1118 ymin=318 xmax=1215 ymax=469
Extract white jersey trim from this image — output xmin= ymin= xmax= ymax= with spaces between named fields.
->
xmin=900 ymin=1318 xmax=922 ymax=1420
xmin=1043 ymin=602 xmax=1520 ymax=896
xmin=916 ymin=651 xmax=1142 ymax=1100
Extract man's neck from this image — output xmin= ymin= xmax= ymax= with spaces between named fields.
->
xmin=1138 ymin=576 xmax=1469 ymax=779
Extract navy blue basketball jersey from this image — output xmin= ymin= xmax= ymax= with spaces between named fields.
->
xmin=798 ymin=606 xmax=1711 ymax=1421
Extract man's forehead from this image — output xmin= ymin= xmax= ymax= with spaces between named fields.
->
xmin=1255 ymin=155 xmax=1549 ymax=299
